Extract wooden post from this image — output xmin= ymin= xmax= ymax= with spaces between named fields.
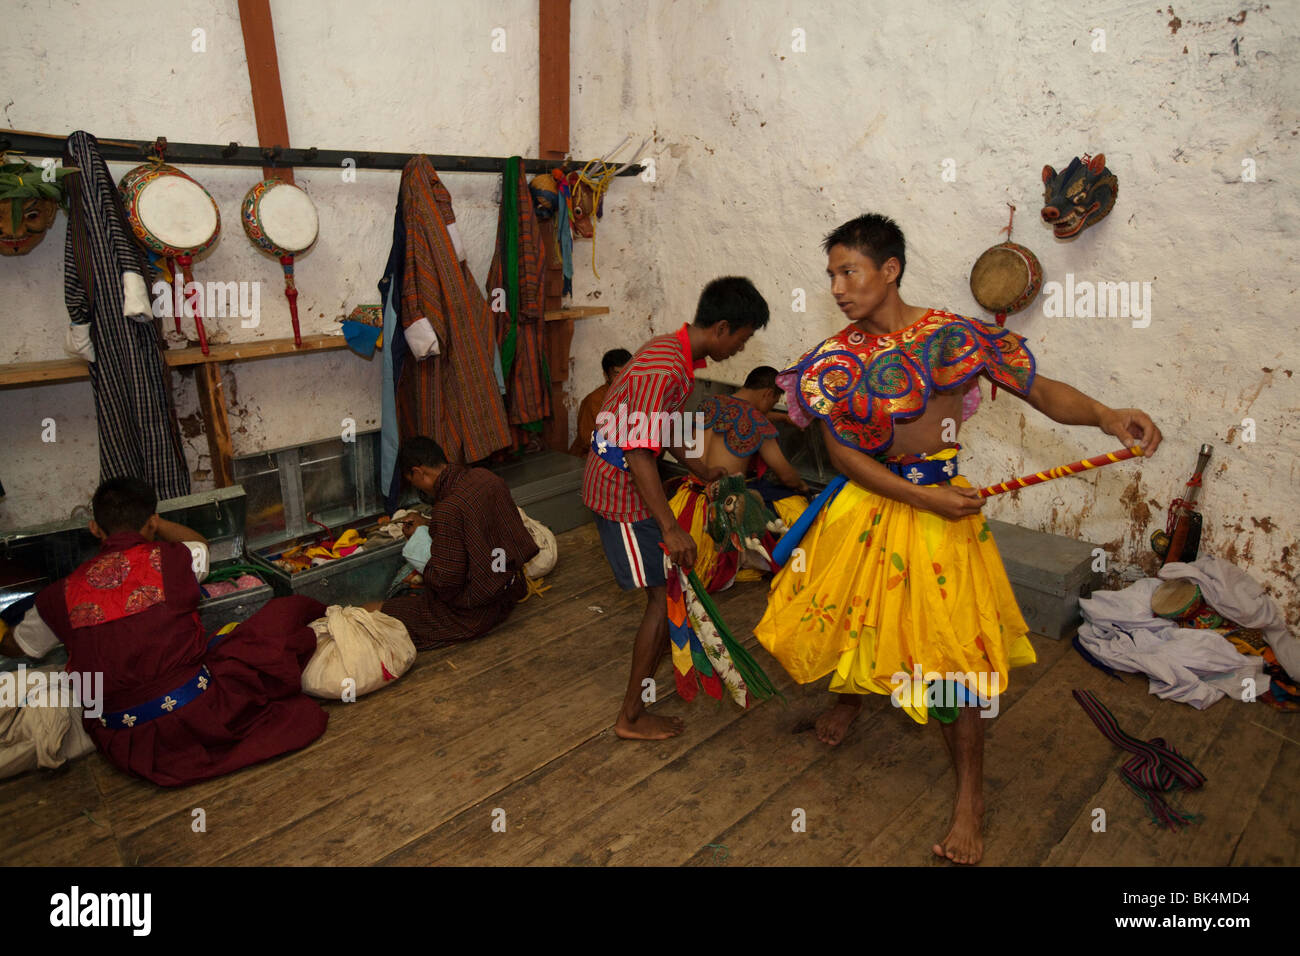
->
xmin=194 ymin=364 xmax=235 ymax=488
xmin=539 ymin=0 xmax=573 ymax=452
xmin=237 ymin=0 xmax=296 ymax=185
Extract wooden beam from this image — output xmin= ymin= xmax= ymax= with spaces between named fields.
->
xmin=167 ymin=333 xmax=348 ymax=367
xmin=0 ymin=334 xmax=350 ymax=389
xmin=538 ymin=0 xmax=570 ymax=162
xmin=543 ymin=306 xmax=608 ymax=322
xmin=194 ymin=363 xmax=235 ymax=488
xmin=539 ymin=0 xmax=572 ymax=452
xmin=237 ymin=0 xmax=295 ymax=184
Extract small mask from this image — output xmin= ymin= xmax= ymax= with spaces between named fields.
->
xmin=0 ymin=196 xmax=59 ymax=256
xmin=0 ymin=160 xmax=76 ymax=257
xmin=1041 ymin=153 xmax=1118 ymax=240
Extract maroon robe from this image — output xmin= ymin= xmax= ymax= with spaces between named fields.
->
xmin=35 ymin=531 xmax=327 ymax=787
xmin=381 ymin=465 xmax=539 ymax=649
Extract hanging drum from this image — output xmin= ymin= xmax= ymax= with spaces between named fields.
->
xmin=119 ymin=163 xmax=221 ymax=354
xmin=969 ymin=239 xmax=1043 ymax=400
xmin=241 ymin=178 xmax=318 ymax=347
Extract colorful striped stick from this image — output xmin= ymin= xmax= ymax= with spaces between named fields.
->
xmin=977 ymin=446 xmax=1144 ymax=498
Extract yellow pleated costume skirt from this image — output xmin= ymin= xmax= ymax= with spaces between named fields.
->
xmin=754 ymin=449 xmax=1035 ymax=724
xmin=668 ymin=480 xmax=807 ymax=590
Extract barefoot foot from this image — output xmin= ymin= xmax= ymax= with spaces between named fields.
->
xmin=814 ymin=696 xmax=862 ymax=745
xmin=615 ymin=712 xmax=685 ymax=740
xmin=932 ymin=800 xmax=985 ymax=864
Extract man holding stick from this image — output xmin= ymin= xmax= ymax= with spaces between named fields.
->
xmin=755 ymin=214 xmax=1161 ymax=863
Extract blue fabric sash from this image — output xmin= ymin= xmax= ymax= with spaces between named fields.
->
xmin=770 ymin=453 xmax=960 ymax=567
xmin=99 ymin=665 xmax=211 ymax=730
xmin=771 ymin=476 xmax=847 ymax=567
xmin=591 ymin=433 xmax=629 ymax=471
xmin=880 ymin=455 xmax=959 ymax=484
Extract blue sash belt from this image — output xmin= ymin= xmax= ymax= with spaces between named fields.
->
xmin=771 ymin=476 xmax=846 ymax=567
xmin=880 ymin=455 xmax=959 ymax=485
xmin=770 ymin=453 xmax=960 ymax=568
xmin=591 ymin=433 xmax=629 ymax=471
xmin=99 ymin=666 xmax=211 ymax=729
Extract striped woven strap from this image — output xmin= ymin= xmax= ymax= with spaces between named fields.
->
xmin=1072 ymin=690 xmax=1205 ymax=792
xmin=1073 ymin=689 xmax=1206 ymax=830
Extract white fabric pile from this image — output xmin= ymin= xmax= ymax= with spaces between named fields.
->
xmin=1077 ymin=555 xmax=1299 ymax=709
xmin=0 ymin=665 xmax=95 ymax=780
xmin=302 ymin=606 xmax=417 ymax=699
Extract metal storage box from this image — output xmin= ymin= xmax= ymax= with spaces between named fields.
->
xmin=156 ymin=485 xmax=276 ymax=633
xmin=494 ymin=451 xmax=589 ymax=533
xmin=987 ymin=519 xmax=1101 ymax=640
xmin=235 ymin=433 xmax=412 ymax=606
xmin=0 ymin=516 xmax=77 ymax=672
xmin=249 ymin=523 xmax=408 ymax=606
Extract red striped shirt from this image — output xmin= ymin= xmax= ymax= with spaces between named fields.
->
xmin=581 ymin=324 xmax=706 ymax=521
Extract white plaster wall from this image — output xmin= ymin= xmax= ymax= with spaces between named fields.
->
xmin=2 ymin=0 xmax=1297 ymax=622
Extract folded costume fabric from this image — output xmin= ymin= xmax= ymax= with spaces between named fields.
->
xmin=341 ymin=319 xmax=383 ymax=357
xmin=1158 ymin=556 xmax=1300 ymax=683
xmin=1077 ymin=578 xmax=1267 ymax=709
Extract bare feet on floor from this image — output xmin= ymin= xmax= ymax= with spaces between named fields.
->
xmin=614 ymin=712 xmax=685 ymax=740
xmin=814 ymin=696 xmax=862 ymax=745
xmin=933 ymin=798 xmax=985 ymax=864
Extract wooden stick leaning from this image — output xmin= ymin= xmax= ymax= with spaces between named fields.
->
xmin=976 ymin=446 xmax=1144 ymax=499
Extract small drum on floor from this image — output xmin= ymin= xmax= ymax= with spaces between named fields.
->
xmin=241 ymin=178 xmax=319 ymax=347
xmin=1151 ymin=578 xmax=1227 ymax=630
xmin=119 ymin=162 xmax=221 ymax=353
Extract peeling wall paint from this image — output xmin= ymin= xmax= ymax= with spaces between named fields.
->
xmin=1 ymin=0 xmax=1296 ymax=624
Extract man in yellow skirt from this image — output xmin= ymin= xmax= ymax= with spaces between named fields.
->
xmin=755 ymin=214 xmax=1162 ymax=864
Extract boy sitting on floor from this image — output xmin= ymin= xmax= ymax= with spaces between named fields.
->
xmin=0 ymin=477 xmax=327 ymax=787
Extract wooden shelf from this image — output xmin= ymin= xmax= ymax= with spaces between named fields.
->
xmin=0 ymin=333 xmax=349 ymax=388
xmin=543 ymin=306 xmax=609 ymax=322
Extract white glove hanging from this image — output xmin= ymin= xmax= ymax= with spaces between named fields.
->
xmin=64 ymin=323 xmax=95 ymax=363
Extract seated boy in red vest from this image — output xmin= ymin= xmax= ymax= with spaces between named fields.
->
xmin=0 ymin=477 xmax=327 ymax=787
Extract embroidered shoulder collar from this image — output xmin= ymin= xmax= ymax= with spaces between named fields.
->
xmin=782 ymin=309 xmax=1036 ymax=454
xmin=699 ymin=394 xmax=777 ymax=458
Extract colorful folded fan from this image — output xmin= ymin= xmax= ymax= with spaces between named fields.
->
xmin=664 ymin=555 xmax=782 ymax=708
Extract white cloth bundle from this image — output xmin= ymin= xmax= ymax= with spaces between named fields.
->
xmin=0 ymin=682 xmax=95 ymax=781
xmin=302 ymin=606 xmax=416 ymax=700
xmin=518 ymin=508 xmax=557 ymax=578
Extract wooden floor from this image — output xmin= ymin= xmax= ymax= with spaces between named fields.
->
xmin=2 ymin=523 xmax=1296 ymax=866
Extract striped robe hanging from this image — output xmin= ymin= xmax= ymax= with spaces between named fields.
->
xmin=62 ymin=131 xmax=190 ymax=500
xmin=486 ymin=157 xmax=550 ymax=434
xmin=398 ymin=156 xmax=510 ymax=463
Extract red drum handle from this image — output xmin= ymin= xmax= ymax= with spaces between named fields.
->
xmin=166 ymin=257 xmax=182 ymax=333
xmin=281 ymin=254 xmax=302 ymax=347
xmin=177 ymin=254 xmax=209 ymax=355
